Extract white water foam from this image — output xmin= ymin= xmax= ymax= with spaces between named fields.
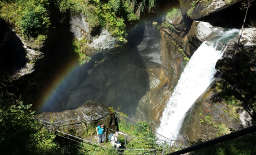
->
xmin=156 ymin=29 xmax=239 ymax=143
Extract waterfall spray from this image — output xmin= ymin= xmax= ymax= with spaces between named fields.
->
xmin=156 ymin=29 xmax=239 ymax=143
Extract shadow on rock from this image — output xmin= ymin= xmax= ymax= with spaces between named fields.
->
xmin=0 ymin=19 xmax=27 ymax=75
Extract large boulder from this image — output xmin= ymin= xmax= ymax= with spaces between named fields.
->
xmin=179 ymin=0 xmax=242 ymax=19
xmin=181 ymin=89 xmax=245 ymax=143
xmin=183 ymin=21 xmax=256 ymax=56
xmin=37 ymin=102 xmax=118 ymax=139
xmin=184 ymin=21 xmax=225 ymax=56
xmin=88 ymin=29 xmax=117 ymax=52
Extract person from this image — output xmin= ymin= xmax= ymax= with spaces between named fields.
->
xmin=111 ymin=132 xmax=121 ymax=148
xmin=96 ymin=124 xmax=104 ymax=143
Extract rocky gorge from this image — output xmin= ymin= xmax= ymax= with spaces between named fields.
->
xmin=1 ymin=0 xmax=256 ymax=154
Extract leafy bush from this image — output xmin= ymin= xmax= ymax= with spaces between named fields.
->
xmin=80 ymin=143 xmax=118 ymax=155
xmin=1 ymin=0 xmax=159 ymax=44
xmin=109 ymin=0 xmax=121 ymax=13
xmin=0 ymin=102 xmax=58 ymax=154
xmin=118 ymin=115 xmax=159 ymax=154
xmin=73 ymin=38 xmax=91 ymax=64
xmin=19 ymin=5 xmax=50 ymax=37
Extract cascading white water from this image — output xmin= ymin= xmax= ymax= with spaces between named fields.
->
xmin=156 ymin=29 xmax=239 ymax=143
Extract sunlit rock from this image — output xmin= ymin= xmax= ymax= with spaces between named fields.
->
xmin=179 ymin=0 xmax=242 ymax=19
xmin=88 ymin=29 xmax=117 ymax=51
xmin=70 ymin=14 xmax=118 ymax=53
xmin=239 ymin=28 xmax=256 ymax=47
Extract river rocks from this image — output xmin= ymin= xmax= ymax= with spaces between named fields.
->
xmin=194 ymin=22 xmax=220 ymax=41
xmin=179 ymin=0 xmax=242 ymax=19
xmin=37 ymin=102 xmax=118 ymax=139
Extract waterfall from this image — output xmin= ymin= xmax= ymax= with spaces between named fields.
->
xmin=156 ymin=29 xmax=239 ymax=143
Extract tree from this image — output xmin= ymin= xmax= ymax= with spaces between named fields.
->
xmin=19 ymin=5 xmax=50 ymax=37
xmin=0 ymin=102 xmax=58 ymax=154
xmin=0 ymin=78 xmax=58 ymax=154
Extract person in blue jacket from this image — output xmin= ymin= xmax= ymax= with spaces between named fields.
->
xmin=96 ymin=124 xmax=104 ymax=143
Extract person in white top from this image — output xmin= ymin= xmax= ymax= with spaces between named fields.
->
xmin=111 ymin=132 xmax=121 ymax=148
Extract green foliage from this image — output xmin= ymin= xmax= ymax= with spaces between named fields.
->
xmin=0 ymin=101 xmax=58 ymax=154
xmin=118 ymin=115 xmax=160 ymax=154
xmin=19 ymin=5 xmax=50 ymax=37
xmin=0 ymin=77 xmax=59 ymax=154
xmin=33 ymin=34 xmax=47 ymax=48
xmin=122 ymin=0 xmax=138 ymax=21
xmin=148 ymin=0 xmax=156 ymax=12
xmin=80 ymin=143 xmax=118 ymax=155
xmin=0 ymin=1 xmax=21 ymax=25
xmin=0 ymin=0 xmax=160 ymax=45
xmin=109 ymin=0 xmax=121 ymax=13
xmin=123 ymin=123 xmax=158 ymax=154
xmin=58 ymin=0 xmax=87 ymax=13
xmin=73 ymin=38 xmax=91 ymax=64
xmin=166 ymin=8 xmax=178 ymax=21
xmin=0 ymin=0 xmax=50 ymax=38
xmin=100 ymin=2 xmax=127 ymax=42
xmin=57 ymin=0 xmax=158 ymax=42
xmin=216 ymin=123 xmax=231 ymax=136
xmin=199 ymin=114 xmax=231 ymax=137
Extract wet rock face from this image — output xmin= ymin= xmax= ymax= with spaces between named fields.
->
xmin=37 ymin=102 xmax=118 ymax=138
xmin=181 ymin=89 xmax=243 ymax=142
xmin=135 ymin=66 xmax=171 ymax=126
xmin=160 ymin=29 xmax=186 ymax=88
xmin=160 ymin=8 xmax=190 ymax=69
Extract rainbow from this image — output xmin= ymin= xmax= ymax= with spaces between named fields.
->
xmin=36 ymin=57 xmax=78 ymax=111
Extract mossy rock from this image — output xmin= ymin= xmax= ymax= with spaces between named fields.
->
xmin=37 ymin=102 xmax=118 ymax=139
